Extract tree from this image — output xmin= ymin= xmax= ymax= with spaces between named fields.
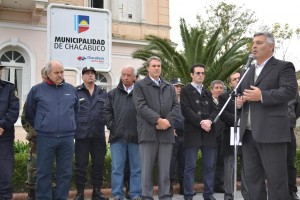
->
xmin=132 ymin=18 xmax=251 ymax=87
xmin=269 ymin=23 xmax=300 ymax=60
xmin=196 ymin=2 xmax=258 ymax=52
xmin=132 ymin=1 xmax=261 ymax=87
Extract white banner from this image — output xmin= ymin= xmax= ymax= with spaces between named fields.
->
xmin=230 ymin=127 xmax=242 ymax=146
xmin=47 ymin=4 xmax=112 ymax=72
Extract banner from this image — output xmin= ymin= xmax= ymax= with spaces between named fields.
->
xmin=47 ymin=4 xmax=112 ymax=72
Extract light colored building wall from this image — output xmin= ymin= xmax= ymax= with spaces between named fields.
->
xmin=0 ymin=0 xmax=170 ymax=141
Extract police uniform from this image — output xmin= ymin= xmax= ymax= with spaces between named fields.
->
xmin=74 ymin=66 xmax=108 ymax=200
xmin=169 ymin=78 xmax=185 ymax=195
xmin=0 ymin=76 xmax=20 ymax=199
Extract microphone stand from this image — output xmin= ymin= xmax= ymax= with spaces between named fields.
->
xmin=214 ymin=65 xmax=252 ymax=200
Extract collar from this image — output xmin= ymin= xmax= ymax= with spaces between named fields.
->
xmin=255 ymin=56 xmax=272 ymax=68
xmin=191 ymin=82 xmax=203 ymax=89
xmin=46 ymin=78 xmax=64 ymax=86
xmin=123 ymin=84 xmax=134 ymax=93
xmin=149 ymin=76 xmax=161 ymax=83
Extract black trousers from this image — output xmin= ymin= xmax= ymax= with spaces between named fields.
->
xmin=242 ymin=130 xmax=289 ymax=200
xmin=170 ymin=135 xmax=185 ymax=184
xmin=214 ymin=134 xmax=224 ymax=189
xmin=0 ymin=140 xmax=14 ymax=199
xmin=74 ymin=138 xmax=106 ymax=189
xmin=287 ymin=128 xmax=298 ymax=193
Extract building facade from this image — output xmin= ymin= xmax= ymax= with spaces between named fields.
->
xmin=0 ymin=0 xmax=170 ymax=140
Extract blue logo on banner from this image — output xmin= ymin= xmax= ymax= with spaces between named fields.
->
xmin=74 ymin=15 xmax=89 ymax=33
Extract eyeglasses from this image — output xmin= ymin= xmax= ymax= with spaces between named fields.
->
xmin=231 ymin=77 xmax=240 ymax=81
xmin=194 ymin=72 xmax=205 ymax=76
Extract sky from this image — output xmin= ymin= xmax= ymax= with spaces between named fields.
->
xmin=169 ymin=0 xmax=300 ymax=70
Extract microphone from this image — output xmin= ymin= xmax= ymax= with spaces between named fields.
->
xmin=244 ymin=54 xmax=255 ymax=68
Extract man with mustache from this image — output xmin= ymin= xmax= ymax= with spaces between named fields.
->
xmin=25 ymin=60 xmax=79 ymax=200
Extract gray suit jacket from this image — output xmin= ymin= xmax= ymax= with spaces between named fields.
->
xmin=238 ymin=56 xmax=297 ymax=143
xmin=133 ymin=76 xmax=180 ymax=143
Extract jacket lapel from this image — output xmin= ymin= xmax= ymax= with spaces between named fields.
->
xmin=246 ymin=65 xmax=256 ymax=86
xmin=145 ymin=76 xmax=160 ymax=88
xmin=255 ymin=57 xmax=276 ymax=85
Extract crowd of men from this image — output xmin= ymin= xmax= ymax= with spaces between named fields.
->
xmin=0 ymin=31 xmax=299 ymax=200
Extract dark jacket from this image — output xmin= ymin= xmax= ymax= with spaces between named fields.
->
xmin=238 ymin=57 xmax=297 ymax=143
xmin=103 ymin=81 xmax=138 ymax=143
xmin=288 ymin=93 xmax=300 ymax=128
xmin=174 ymin=104 xmax=184 ymax=136
xmin=219 ymin=91 xmax=238 ymax=155
xmin=213 ymin=99 xmax=225 ymax=138
xmin=133 ymin=76 xmax=180 ymax=143
xmin=25 ymin=81 xmax=79 ymax=137
xmin=180 ymin=83 xmax=218 ymax=147
xmin=0 ymin=80 xmax=19 ymax=141
xmin=75 ymin=84 xmax=107 ymax=139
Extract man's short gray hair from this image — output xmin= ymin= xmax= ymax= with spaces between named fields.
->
xmin=210 ymin=80 xmax=224 ymax=89
xmin=122 ymin=65 xmax=137 ymax=76
xmin=146 ymin=56 xmax=161 ymax=67
xmin=254 ymin=32 xmax=275 ymax=44
xmin=44 ymin=60 xmax=64 ymax=74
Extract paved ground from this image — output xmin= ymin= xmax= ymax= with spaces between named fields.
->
xmin=79 ymin=191 xmax=244 ymax=200
xmin=168 ymin=192 xmax=243 ymax=200
xmin=15 ymin=185 xmax=300 ymax=200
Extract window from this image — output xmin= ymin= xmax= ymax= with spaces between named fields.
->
xmin=90 ymin=0 xmax=104 ymax=8
xmin=95 ymin=72 xmax=112 ymax=91
xmin=0 ymin=51 xmax=25 ymax=108
xmin=118 ymin=0 xmax=141 ymax=22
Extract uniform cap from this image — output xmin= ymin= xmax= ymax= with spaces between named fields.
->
xmin=170 ymin=78 xmax=184 ymax=86
xmin=82 ymin=66 xmax=96 ymax=74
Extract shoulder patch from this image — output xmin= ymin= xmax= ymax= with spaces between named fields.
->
xmin=76 ymin=85 xmax=82 ymax=90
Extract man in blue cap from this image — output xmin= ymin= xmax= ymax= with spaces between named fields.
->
xmin=74 ymin=66 xmax=108 ymax=200
xmin=169 ymin=78 xmax=185 ymax=196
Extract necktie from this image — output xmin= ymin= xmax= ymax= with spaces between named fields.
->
xmin=155 ymin=80 xmax=160 ymax=86
xmin=197 ymin=85 xmax=202 ymax=95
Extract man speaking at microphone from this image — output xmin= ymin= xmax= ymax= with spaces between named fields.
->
xmin=236 ymin=32 xmax=297 ymax=200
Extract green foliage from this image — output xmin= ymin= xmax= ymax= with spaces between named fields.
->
xmin=132 ymin=3 xmax=253 ymax=88
xmin=14 ymin=140 xmax=29 ymax=154
xmin=12 ymin=149 xmax=300 ymax=192
xmin=197 ymin=1 xmax=257 ymax=49
xmin=13 ymin=153 xmax=28 ymax=192
xmin=13 ymin=144 xmax=112 ymax=192
xmin=296 ymin=149 xmax=300 ymax=176
xmin=133 ymin=29 xmax=250 ymax=87
xmin=270 ymin=23 xmax=300 ymax=60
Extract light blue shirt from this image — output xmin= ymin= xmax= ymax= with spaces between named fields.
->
xmin=150 ymin=76 xmax=161 ymax=86
xmin=191 ymin=82 xmax=203 ymax=94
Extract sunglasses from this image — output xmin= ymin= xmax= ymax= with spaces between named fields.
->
xmin=194 ymin=72 xmax=205 ymax=76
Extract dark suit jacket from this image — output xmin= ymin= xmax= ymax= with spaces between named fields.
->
xmin=238 ymin=56 xmax=298 ymax=143
xmin=133 ymin=76 xmax=180 ymax=143
xmin=219 ymin=91 xmax=242 ymax=155
xmin=180 ymin=83 xmax=218 ymax=147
